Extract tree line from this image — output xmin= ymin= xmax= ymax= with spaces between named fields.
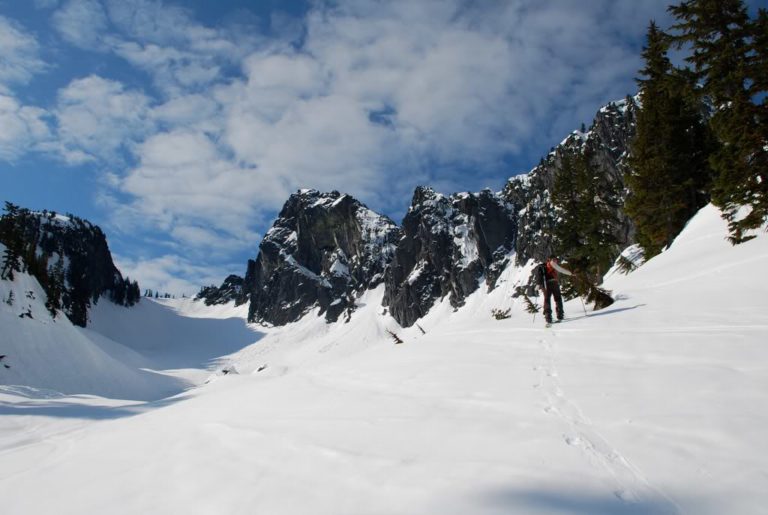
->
xmin=551 ymin=0 xmax=766 ymax=291
xmin=0 ymin=202 xmax=140 ymax=323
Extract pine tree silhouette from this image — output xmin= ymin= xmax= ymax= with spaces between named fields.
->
xmin=669 ymin=0 xmax=768 ymax=242
xmin=626 ymin=21 xmax=714 ymax=258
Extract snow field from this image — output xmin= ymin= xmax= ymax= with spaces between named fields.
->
xmin=1 ymin=204 xmax=767 ymax=514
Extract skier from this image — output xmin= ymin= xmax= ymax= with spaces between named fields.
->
xmin=536 ymin=255 xmax=573 ymax=324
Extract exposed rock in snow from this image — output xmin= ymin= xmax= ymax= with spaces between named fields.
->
xmin=245 ymin=189 xmax=400 ymax=325
xmin=195 ymin=274 xmax=247 ymax=306
xmin=0 ymin=207 xmax=140 ymax=327
xmin=383 ymin=187 xmax=516 ymax=327
xmin=504 ymin=95 xmax=639 ymax=265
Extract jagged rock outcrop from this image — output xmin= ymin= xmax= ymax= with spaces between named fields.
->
xmin=382 ymin=187 xmax=516 ymax=327
xmin=504 ymin=96 xmax=639 ymax=265
xmin=245 ymin=190 xmax=400 ymax=325
xmin=0 ymin=205 xmax=140 ymax=327
xmin=195 ymin=274 xmax=246 ymax=306
xmin=216 ymin=96 xmax=639 ymax=328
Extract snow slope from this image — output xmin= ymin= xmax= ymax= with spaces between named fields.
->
xmin=0 ymin=242 xmax=261 ymax=399
xmin=1 ymin=205 xmax=767 ymax=514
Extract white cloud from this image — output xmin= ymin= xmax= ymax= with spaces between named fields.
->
xmin=54 ymin=75 xmax=153 ymax=163
xmin=11 ymin=0 xmax=676 ymax=288
xmin=97 ymin=0 xmax=674 ymax=261
xmin=0 ymin=94 xmax=51 ymax=161
xmin=102 ymin=0 xmax=251 ymax=95
xmin=0 ymin=15 xmax=48 ymax=90
xmin=113 ymin=253 xmax=235 ymax=296
xmin=151 ymin=94 xmax=220 ymax=129
xmin=51 ymin=0 xmax=109 ymax=49
xmin=116 ymin=130 xmax=264 ymax=253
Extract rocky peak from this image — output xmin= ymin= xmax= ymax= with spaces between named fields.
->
xmin=383 ymin=187 xmax=516 ymax=327
xmin=504 ymin=95 xmax=639 ymax=265
xmin=246 ymin=189 xmax=400 ymax=325
xmin=195 ymin=274 xmax=246 ymax=306
xmin=0 ymin=205 xmax=139 ymax=327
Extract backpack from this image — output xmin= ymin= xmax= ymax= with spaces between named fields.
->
xmin=533 ymin=263 xmax=547 ymax=289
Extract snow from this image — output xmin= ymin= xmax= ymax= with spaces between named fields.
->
xmin=407 ymin=260 xmax=426 ymax=285
xmin=1 ymin=205 xmax=768 ymax=514
xmin=453 ymin=220 xmax=479 ymax=268
xmin=329 ymin=257 xmax=350 ymax=277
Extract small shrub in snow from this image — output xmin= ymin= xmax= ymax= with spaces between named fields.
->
xmin=491 ymin=308 xmax=512 ymax=320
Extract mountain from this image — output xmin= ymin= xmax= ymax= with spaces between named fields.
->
xmin=2 ymin=203 xmax=767 ymax=515
xmin=209 ymin=96 xmax=641 ymax=328
xmin=195 ymin=274 xmax=247 ymax=306
xmin=382 ymin=187 xmax=516 ymax=327
xmin=0 ymin=205 xmax=139 ymax=327
xmin=503 ymin=96 xmax=640 ymax=265
xmin=243 ymin=189 xmax=400 ymax=325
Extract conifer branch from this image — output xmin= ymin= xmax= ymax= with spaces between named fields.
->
xmin=616 ymin=255 xmax=638 ymax=275
xmin=387 ymin=330 xmax=404 ymax=344
xmin=491 ymin=308 xmax=511 ymax=320
xmin=522 ymin=294 xmax=541 ymax=314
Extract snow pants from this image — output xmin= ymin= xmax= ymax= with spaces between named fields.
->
xmin=543 ymin=280 xmax=564 ymax=322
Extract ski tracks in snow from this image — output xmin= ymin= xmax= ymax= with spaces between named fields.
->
xmin=534 ymin=332 xmax=682 ymax=514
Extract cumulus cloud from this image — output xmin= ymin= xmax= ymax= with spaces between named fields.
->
xmin=0 ymin=18 xmax=51 ymax=160
xmin=51 ymin=0 xmax=110 ymax=49
xmin=0 ymin=15 xmax=48 ymax=90
xmin=54 ymin=75 xmax=153 ymax=163
xmin=113 ymin=253 xmax=234 ymax=296
xmin=117 ymin=130 xmax=264 ymax=252
xmin=0 ymin=95 xmax=51 ymax=161
xmin=209 ymin=0 xmax=663 ymax=215
xmin=92 ymin=0 xmax=678 ymax=260
xmin=151 ymin=94 xmax=220 ymax=130
xmin=15 ymin=0 xmax=681 ymax=288
xmin=104 ymin=0 xmax=253 ymax=95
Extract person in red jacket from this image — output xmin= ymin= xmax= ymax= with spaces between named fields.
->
xmin=541 ymin=255 xmax=572 ymax=324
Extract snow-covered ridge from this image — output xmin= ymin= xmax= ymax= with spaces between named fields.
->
xmin=0 ymin=206 xmax=140 ymax=327
xmin=2 ymin=203 xmax=767 ymax=515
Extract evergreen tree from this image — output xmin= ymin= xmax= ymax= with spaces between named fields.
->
xmin=45 ymin=257 xmax=65 ymax=317
xmin=552 ymin=149 xmax=621 ymax=290
xmin=626 ymin=21 xmax=715 ymax=258
xmin=669 ymin=0 xmax=768 ymax=242
xmin=0 ymin=202 xmax=22 ymax=280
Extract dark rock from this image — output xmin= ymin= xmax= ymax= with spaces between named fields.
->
xmin=503 ymin=96 xmax=639 ymax=265
xmin=195 ymin=274 xmax=246 ymax=306
xmin=383 ymin=187 xmax=516 ymax=327
xmin=246 ymin=189 xmax=400 ymax=325
xmin=0 ymin=207 xmax=140 ymax=327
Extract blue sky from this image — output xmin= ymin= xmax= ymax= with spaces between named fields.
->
xmin=1 ymin=0 xmax=751 ymax=295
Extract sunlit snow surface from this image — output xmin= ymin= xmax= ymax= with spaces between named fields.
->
xmin=1 ymin=205 xmax=767 ymax=514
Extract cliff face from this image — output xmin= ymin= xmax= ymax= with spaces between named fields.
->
xmin=382 ymin=187 xmax=516 ymax=327
xmin=214 ymin=96 xmax=640 ymax=328
xmin=0 ymin=206 xmax=139 ymax=327
xmin=244 ymin=190 xmax=400 ymax=325
xmin=503 ymin=96 xmax=639 ymax=265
